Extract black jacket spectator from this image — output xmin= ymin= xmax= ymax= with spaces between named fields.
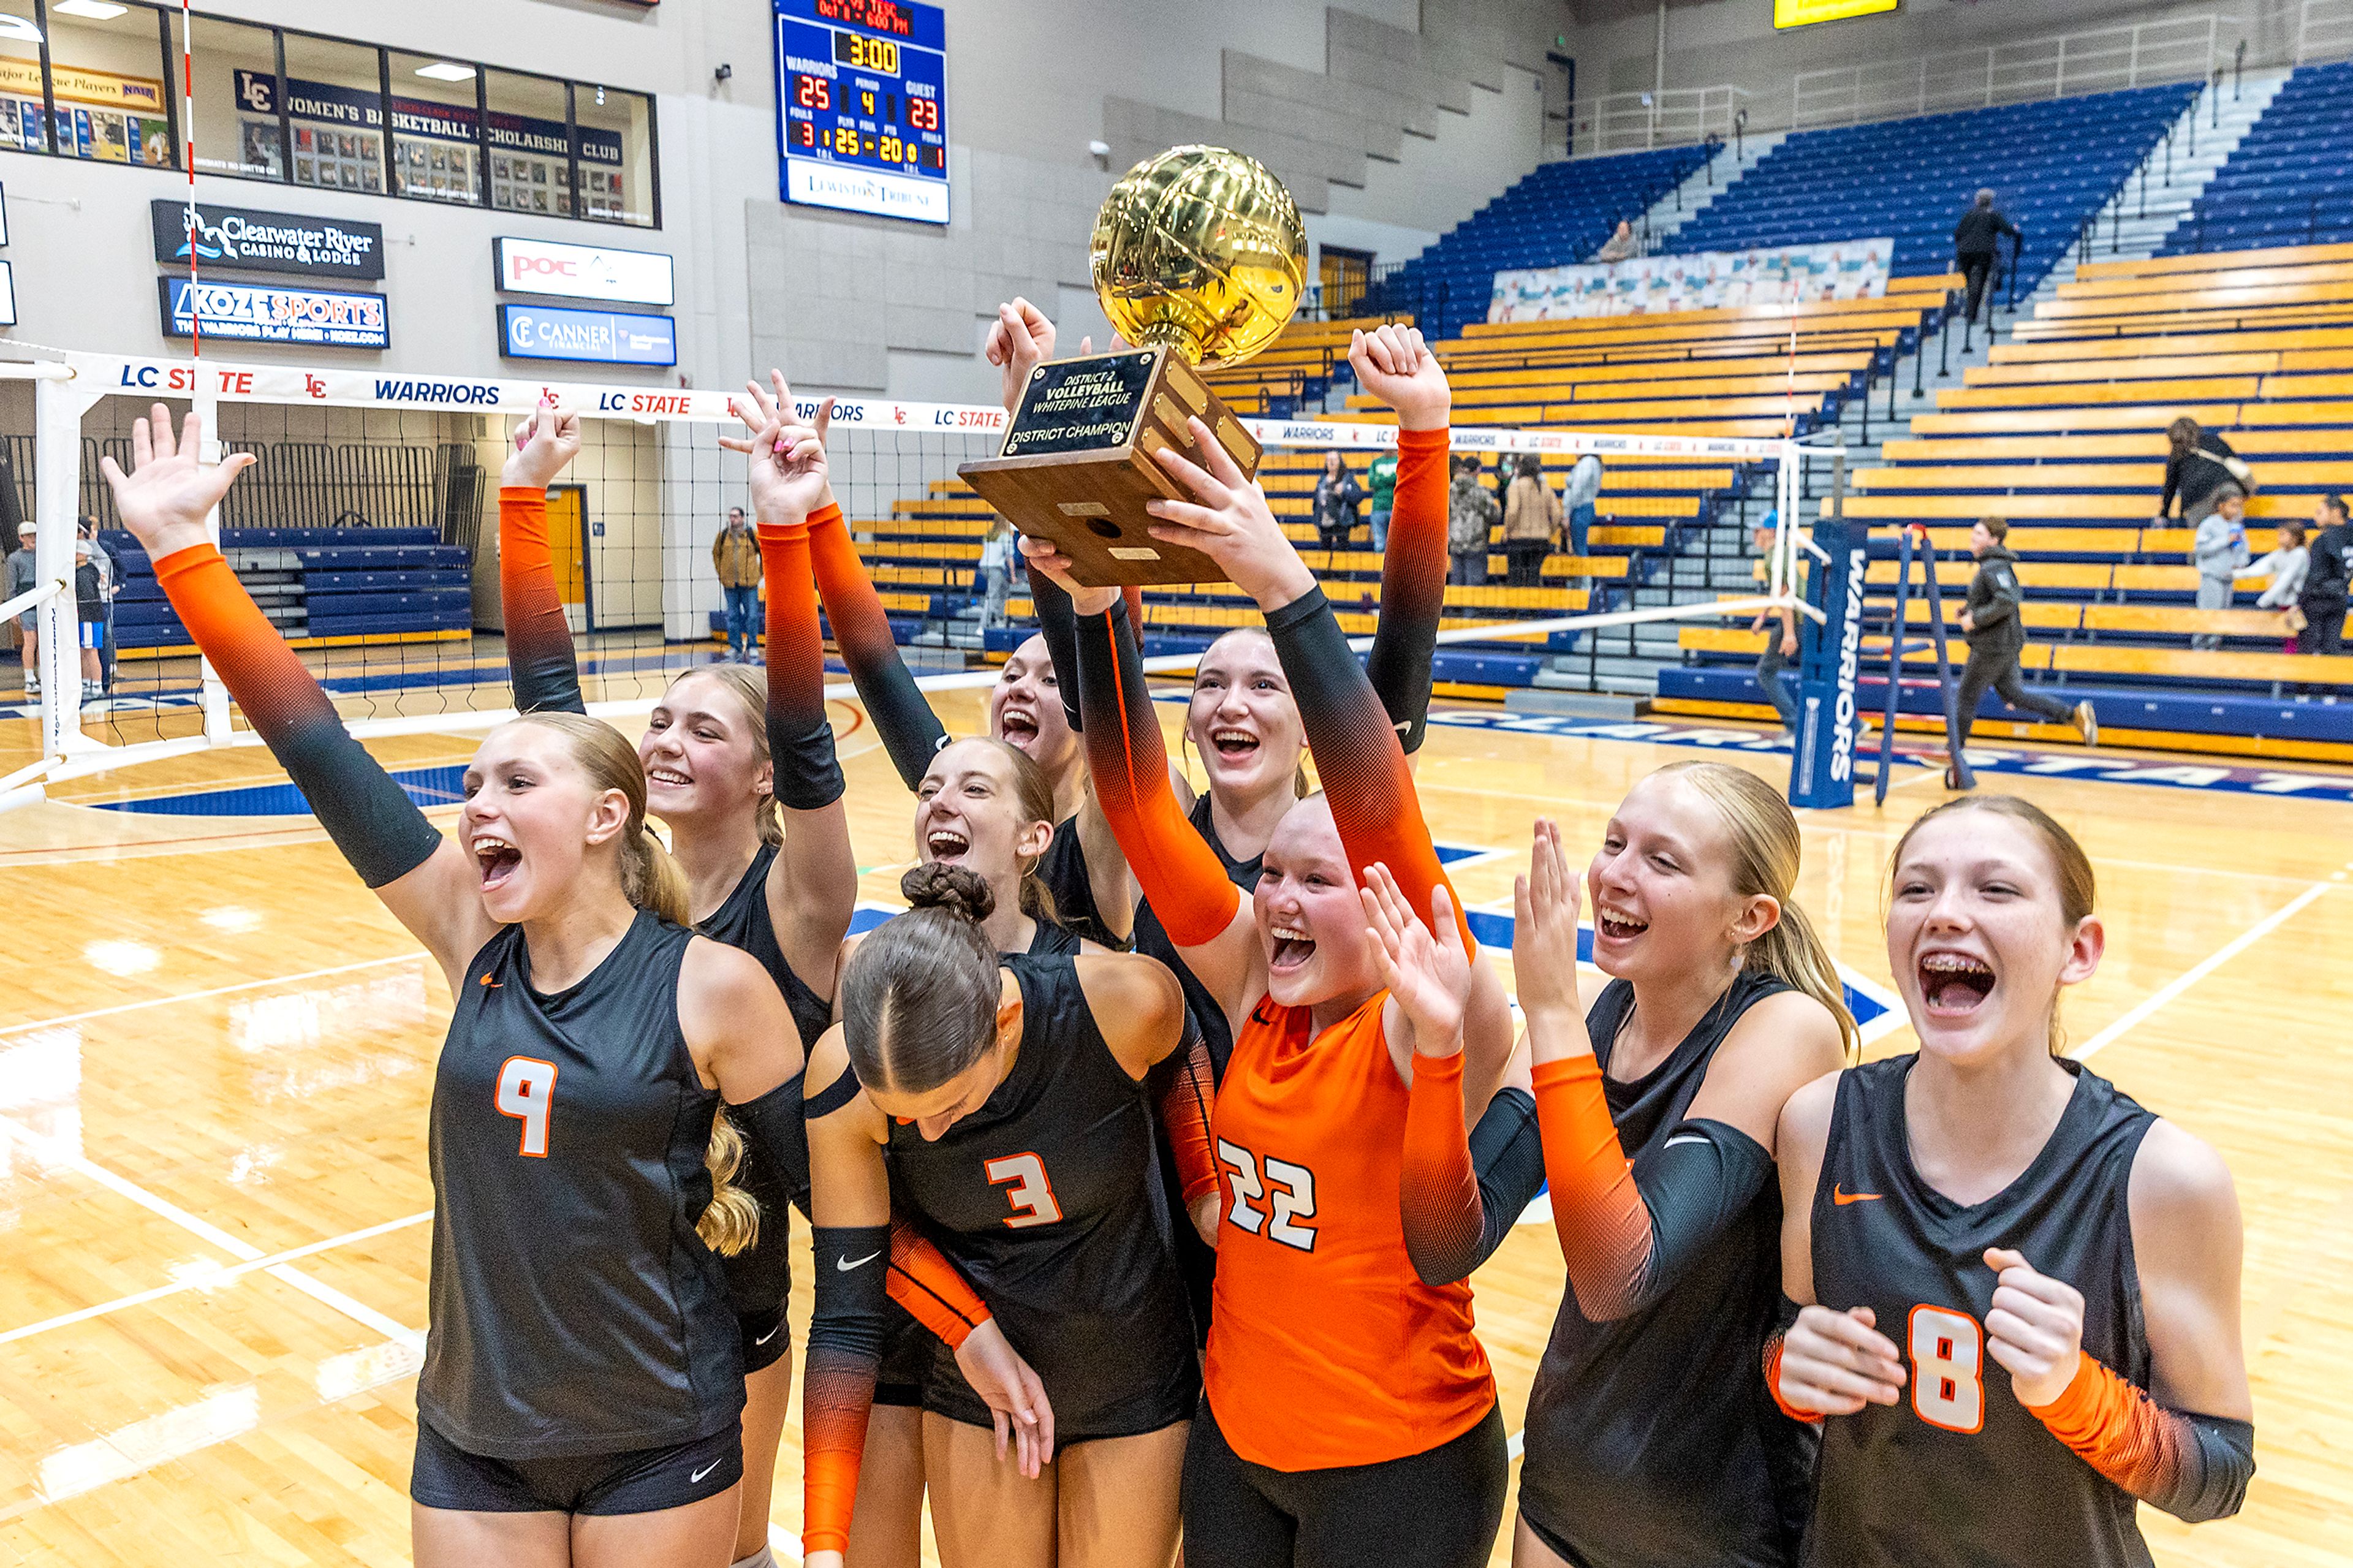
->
xmin=1964 ymin=543 xmax=2029 ymax=657
xmin=2301 ymin=509 xmax=2351 ymax=655
xmin=2160 ymin=428 xmax=2242 ymax=519
xmin=1312 ymin=464 xmax=1365 ymax=548
xmin=1952 ymin=205 xmax=2021 ymax=257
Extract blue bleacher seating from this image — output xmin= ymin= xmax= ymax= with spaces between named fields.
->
xmin=103 ymin=525 xmax=470 ymax=649
xmin=2162 ymin=60 xmax=2353 ymax=254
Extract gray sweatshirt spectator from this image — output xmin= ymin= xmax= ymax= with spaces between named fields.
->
xmin=2191 ymin=493 xmax=2249 ymax=648
xmin=2235 ymin=520 xmax=2307 ymax=609
xmin=1596 ymin=220 xmax=1639 ymax=263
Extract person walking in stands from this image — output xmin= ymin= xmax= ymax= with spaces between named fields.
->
xmin=1596 ymin=219 xmax=1639 ymax=263
xmin=1561 ymin=454 xmax=1601 ymax=559
xmin=1502 ymin=455 xmax=1561 ymax=589
xmin=1748 ymin=511 xmax=1804 ymax=734
xmin=1313 ymin=450 xmax=1365 ymax=556
xmin=1953 ymin=189 xmax=2021 ymax=325
xmin=2295 ymin=495 xmax=2350 ymax=656
xmin=79 ymin=517 xmax=115 ymax=695
xmin=2235 ymin=518 xmax=2308 ymax=654
xmin=1367 ymin=446 xmax=1399 ymax=553
xmin=6 ymin=521 xmax=36 ymax=699
xmin=2189 ymin=490 xmax=2253 ymax=650
xmin=1952 ymin=517 xmax=2096 ymax=784
xmin=2156 ymin=417 xmax=2252 ymax=531
xmin=714 ymin=505 xmax=762 ymax=661
xmin=1449 ymin=453 xmax=1499 ymax=586
xmin=71 ymin=537 xmax=105 ymax=703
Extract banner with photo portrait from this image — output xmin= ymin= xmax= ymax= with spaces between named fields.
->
xmin=1488 ymin=238 xmax=1895 ymax=322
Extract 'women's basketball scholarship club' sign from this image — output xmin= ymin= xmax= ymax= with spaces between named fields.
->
xmin=1488 ymin=238 xmax=1893 ymax=321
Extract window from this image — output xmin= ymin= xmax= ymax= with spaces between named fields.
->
xmin=484 ymin=68 xmax=569 ymax=218
xmin=178 ymin=12 xmax=278 ymax=179
xmin=0 ymin=0 xmax=48 ymax=153
xmin=43 ymin=0 xmax=173 ymax=167
xmin=277 ymin=32 xmax=385 ymax=196
xmin=387 ymin=49 xmax=481 ymax=207
xmin=573 ymin=80 xmax=654 ymax=227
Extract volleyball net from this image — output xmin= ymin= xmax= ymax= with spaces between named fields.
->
xmin=0 ymin=342 xmax=1827 ymax=802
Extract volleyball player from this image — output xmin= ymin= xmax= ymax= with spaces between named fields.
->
xmin=1051 ymin=373 xmax=1522 ymax=1566
xmin=1507 ymin=765 xmax=1853 ymax=1567
xmin=496 ymin=402 xmax=1035 ymax=1568
xmin=1773 ymin=794 xmax=2254 ymax=1564
xmin=100 ymin=404 xmax=817 ymax=1567
xmin=800 ymin=862 xmax=1213 ymax=1568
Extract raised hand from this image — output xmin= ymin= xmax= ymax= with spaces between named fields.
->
xmin=1512 ymin=818 xmax=1586 ymax=1053
xmin=1362 ymin=863 xmax=1471 ymax=1058
xmin=1778 ymin=1303 xmax=1906 ymax=1416
xmin=502 ymin=395 xmax=580 ymax=490
xmin=1347 ymin=322 xmax=1450 ymax=433
xmin=953 ymin=1317 xmax=1057 ymax=1477
xmin=983 ymin=297 xmax=1056 ymax=417
xmin=1983 ymin=1246 xmax=2086 ymax=1408
xmin=1015 ymin=532 xmax=1118 ymax=616
xmin=1145 ymin=415 xmax=1314 ymax=610
xmin=722 ymin=372 xmax=836 ymax=525
xmin=96 ymin=404 xmax=256 ymax=559
xmin=721 ymin=370 xmax=834 ymax=463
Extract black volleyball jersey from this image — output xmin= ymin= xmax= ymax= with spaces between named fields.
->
xmin=420 ymin=911 xmax=743 ymax=1460
xmin=1806 ymin=1056 xmax=2159 ymax=1568
xmin=697 ymin=842 xmax=830 ymax=1316
xmin=884 ymin=952 xmax=1198 ymax=1439
xmin=1036 ymin=814 xmax=1127 ymax=950
xmin=1131 ymin=792 xmax=1264 ymax=1076
xmin=1027 ymin=913 xmax=1083 ymax=958
xmin=1520 ymin=972 xmax=1817 ymax=1568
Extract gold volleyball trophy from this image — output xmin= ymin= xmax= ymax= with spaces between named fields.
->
xmin=958 ymin=145 xmax=1306 ymax=586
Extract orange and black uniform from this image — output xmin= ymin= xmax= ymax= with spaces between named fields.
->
xmin=1795 ymin=1056 xmax=2253 ymax=1566
xmin=1076 ymin=426 xmax=1510 ymax=1567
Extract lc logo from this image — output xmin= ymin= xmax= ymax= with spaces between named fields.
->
xmin=305 ymin=374 xmax=327 ymax=400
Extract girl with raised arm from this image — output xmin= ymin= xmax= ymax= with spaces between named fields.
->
xmin=1508 ymin=768 xmax=1853 ymax=1567
xmin=1773 ymin=795 xmax=2253 ymax=1564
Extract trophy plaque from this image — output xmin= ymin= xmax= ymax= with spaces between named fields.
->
xmin=957 ymin=145 xmax=1306 ymax=587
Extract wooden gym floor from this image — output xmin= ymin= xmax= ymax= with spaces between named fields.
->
xmin=0 ymin=678 xmax=2346 ymax=1567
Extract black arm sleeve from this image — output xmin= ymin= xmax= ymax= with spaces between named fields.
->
xmin=1464 ymin=1086 xmax=1542 ymax=1273
xmin=1615 ymin=1117 xmax=1776 ymax=1317
xmin=730 ymin=1070 xmax=812 ymax=1216
xmin=2165 ymin=1415 xmax=2257 ymax=1523
xmin=809 ymin=1223 xmax=893 ymax=1365
xmin=1029 ymin=572 xmax=1086 ymax=733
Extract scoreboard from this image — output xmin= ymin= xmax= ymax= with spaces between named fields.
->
xmin=774 ymin=0 xmax=949 ymax=225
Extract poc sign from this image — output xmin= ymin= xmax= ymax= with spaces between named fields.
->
xmin=493 ymin=237 xmax=675 ymax=306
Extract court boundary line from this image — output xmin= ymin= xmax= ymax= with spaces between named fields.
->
xmin=0 ymin=953 xmax=420 ymax=1037
xmin=2070 ymin=877 xmax=2336 ymax=1062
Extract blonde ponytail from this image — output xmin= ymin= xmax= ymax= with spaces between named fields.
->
xmin=512 ymin=709 xmax=763 ymax=1252
xmin=1659 ymin=760 xmax=1859 ymax=1058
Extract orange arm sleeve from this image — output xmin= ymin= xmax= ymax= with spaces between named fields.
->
xmin=1157 ymin=1025 xmax=1220 ymax=1204
xmin=806 ymin=499 xmax=949 ymax=789
xmin=1762 ymin=1333 xmax=1824 ymax=1425
xmin=1398 ymin=1047 xmax=1487 ymax=1286
xmin=1531 ymin=1055 xmax=1651 ymax=1320
xmin=496 ymin=486 xmax=585 ymax=715
xmin=885 ymin=1222 xmax=990 ymax=1348
xmin=2025 ymin=1352 xmax=2255 ymax=1522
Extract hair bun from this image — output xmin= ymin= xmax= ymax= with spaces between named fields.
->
xmin=903 ymin=862 xmax=996 ymax=925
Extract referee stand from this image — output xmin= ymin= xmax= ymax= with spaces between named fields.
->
xmin=1865 ymin=522 xmax=1974 ymax=805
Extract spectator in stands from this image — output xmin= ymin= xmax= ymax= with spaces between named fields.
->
xmin=78 ymin=517 xmax=113 ymax=694
xmin=2190 ymin=488 xmax=2252 ymax=650
xmin=6 ymin=521 xmax=34 ymax=698
xmin=72 ymin=537 xmax=105 ymax=703
xmin=1596 ymin=219 xmax=1640 ymax=263
xmin=1311 ymin=449 xmax=1365 ymax=556
xmin=1365 ymin=447 xmax=1398 ymax=553
xmin=978 ymin=517 xmax=1014 ymax=630
xmin=1953 ymin=515 xmax=2097 ymax=782
xmin=711 ymin=504 xmax=761 ymax=661
xmin=2157 ymin=417 xmax=2253 ymax=529
xmin=1562 ymin=452 xmax=1602 ymax=559
xmin=2235 ymin=518 xmax=2308 ymax=653
xmin=2297 ymin=494 xmax=2351 ymax=656
xmin=1449 ymin=452 xmax=1499 ymax=586
xmin=1748 ymin=510 xmax=1804 ymax=733
xmin=1502 ymin=454 xmax=1562 ymax=588
xmin=1952 ymin=188 xmax=2020 ymax=325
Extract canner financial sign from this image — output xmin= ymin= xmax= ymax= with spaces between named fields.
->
xmin=150 ymin=199 xmax=386 ymax=281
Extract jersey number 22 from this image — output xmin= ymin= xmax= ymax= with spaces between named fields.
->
xmin=1217 ymin=1139 xmax=1317 ymax=1251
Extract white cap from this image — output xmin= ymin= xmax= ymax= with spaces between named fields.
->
xmin=15 ymin=521 xmax=32 ymax=534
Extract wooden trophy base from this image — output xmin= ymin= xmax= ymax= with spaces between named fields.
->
xmin=957 ymin=347 xmax=1261 ymax=588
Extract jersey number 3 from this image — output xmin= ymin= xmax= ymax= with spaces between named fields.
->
xmin=1217 ymin=1140 xmax=1317 ymax=1251
xmin=985 ymin=1153 xmax=1063 ymax=1229
xmin=495 ymin=1056 xmax=558 ymax=1158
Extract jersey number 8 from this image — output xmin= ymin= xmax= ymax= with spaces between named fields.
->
xmin=1216 ymin=1140 xmax=1317 ymax=1251
xmin=496 ymin=1056 xmax=558 ymax=1159
xmin=1908 ymin=1305 xmax=1985 ymax=1434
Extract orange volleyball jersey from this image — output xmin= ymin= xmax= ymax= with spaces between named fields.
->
xmin=1203 ymin=990 xmax=1495 ymax=1471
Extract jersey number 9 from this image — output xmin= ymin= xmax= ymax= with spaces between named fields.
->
xmin=496 ymin=1056 xmax=558 ymax=1158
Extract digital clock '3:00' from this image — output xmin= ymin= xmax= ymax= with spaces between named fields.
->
xmin=835 ymin=29 xmax=900 ymax=74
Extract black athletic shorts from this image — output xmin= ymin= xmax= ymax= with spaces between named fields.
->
xmin=1180 ymin=1395 xmax=1506 ymax=1568
xmin=411 ymin=1416 xmax=743 ymax=1516
xmin=876 ymin=1307 xmax=929 ymax=1408
xmin=738 ymin=1305 xmax=792 ymax=1376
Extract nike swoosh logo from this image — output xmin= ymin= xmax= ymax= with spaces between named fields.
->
xmin=479 ymin=975 xmax=501 ymax=988
xmin=1833 ymin=1186 xmax=1884 ymax=1206
xmin=1663 ymin=1134 xmax=1711 ymax=1149
xmin=689 ymin=1460 xmax=721 ymax=1483
xmin=836 ymin=1250 xmax=882 ymax=1271
xmin=754 ymin=1324 xmax=781 ymax=1346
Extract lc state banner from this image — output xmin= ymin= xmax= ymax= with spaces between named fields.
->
xmin=1488 ymin=238 xmax=1894 ymax=322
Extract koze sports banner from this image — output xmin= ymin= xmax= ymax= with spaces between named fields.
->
xmin=159 ymin=278 xmax=390 ymax=349
xmin=494 ymin=237 xmax=675 ymax=305
xmin=500 ymin=304 xmax=678 ymax=366
xmin=150 ymin=199 xmax=385 ymax=281
xmin=1488 ymin=238 xmax=1894 ymax=322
